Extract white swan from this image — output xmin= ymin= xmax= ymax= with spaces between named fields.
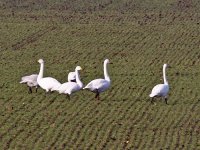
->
xmin=83 ymin=59 xmax=111 ymax=100
xmin=20 ymin=74 xmax=39 ymax=93
xmin=149 ymin=64 xmax=170 ymax=104
xmin=58 ymin=66 xmax=83 ymax=99
xmin=37 ymin=59 xmax=61 ymax=93
xmin=68 ymin=71 xmax=76 ymax=82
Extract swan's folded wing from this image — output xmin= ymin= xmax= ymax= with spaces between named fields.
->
xmin=84 ymin=81 xmax=93 ymax=89
xmin=58 ymin=82 xmax=77 ymax=92
xmin=21 ymin=74 xmax=38 ymax=82
xmin=68 ymin=72 xmax=76 ymax=82
xmin=95 ymin=79 xmax=109 ymax=89
xmin=29 ymin=74 xmax=38 ymax=79
xmin=150 ymin=84 xmax=167 ymax=97
xmin=84 ymin=79 xmax=108 ymax=90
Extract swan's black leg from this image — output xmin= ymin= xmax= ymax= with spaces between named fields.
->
xmin=94 ymin=89 xmax=100 ymax=100
xmin=66 ymin=94 xmax=70 ymax=100
xmin=164 ymin=97 xmax=168 ymax=104
xmin=28 ymin=87 xmax=32 ymax=94
xmin=35 ymin=87 xmax=38 ymax=93
xmin=95 ymin=93 xmax=98 ymax=98
xmin=95 ymin=93 xmax=100 ymax=100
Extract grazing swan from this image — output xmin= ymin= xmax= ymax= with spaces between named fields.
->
xmin=149 ymin=64 xmax=170 ymax=104
xmin=68 ymin=71 xmax=76 ymax=82
xmin=58 ymin=66 xmax=83 ymax=99
xmin=37 ymin=59 xmax=61 ymax=93
xmin=83 ymin=59 xmax=111 ymax=100
xmin=20 ymin=74 xmax=39 ymax=93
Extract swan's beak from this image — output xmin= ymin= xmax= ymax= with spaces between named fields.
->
xmin=109 ymin=62 xmax=113 ymax=64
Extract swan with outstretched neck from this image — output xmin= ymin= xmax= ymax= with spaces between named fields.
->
xmin=37 ymin=59 xmax=61 ymax=93
xmin=149 ymin=64 xmax=170 ymax=104
xmin=57 ymin=66 xmax=83 ymax=99
xmin=83 ymin=59 xmax=111 ymax=100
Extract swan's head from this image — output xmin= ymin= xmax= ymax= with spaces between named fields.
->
xmin=75 ymin=66 xmax=82 ymax=71
xmin=38 ymin=59 xmax=44 ymax=64
xmin=163 ymin=64 xmax=167 ymax=68
xmin=104 ymin=59 xmax=110 ymax=64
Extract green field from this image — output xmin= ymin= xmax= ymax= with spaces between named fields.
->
xmin=0 ymin=0 xmax=200 ymax=149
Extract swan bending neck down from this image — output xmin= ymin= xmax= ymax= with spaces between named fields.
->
xmin=37 ymin=59 xmax=61 ymax=93
xmin=20 ymin=74 xmax=39 ymax=93
xmin=83 ymin=59 xmax=111 ymax=100
xmin=149 ymin=64 xmax=169 ymax=104
xmin=57 ymin=66 xmax=83 ymax=99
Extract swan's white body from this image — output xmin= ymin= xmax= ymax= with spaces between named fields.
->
xmin=58 ymin=66 xmax=83 ymax=96
xmin=83 ymin=59 xmax=111 ymax=100
xmin=149 ymin=64 xmax=169 ymax=104
xmin=149 ymin=84 xmax=169 ymax=98
xmin=68 ymin=72 xmax=76 ymax=82
xmin=20 ymin=74 xmax=38 ymax=87
xmin=20 ymin=74 xmax=39 ymax=93
xmin=37 ymin=59 xmax=61 ymax=92
xmin=83 ymin=79 xmax=110 ymax=93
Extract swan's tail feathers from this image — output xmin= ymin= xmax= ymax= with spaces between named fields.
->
xmin=20 ymin=80 xmax=26 ymax=84
xmin=83 ymin=85 xmax=87 ymax=90
xmin=83 ymin=86 xmax=89 ymax=90
xmin=83 ymin=82 xmax=92 ymax=90
xmin=149 ymin=93 xmax=155 ymax=98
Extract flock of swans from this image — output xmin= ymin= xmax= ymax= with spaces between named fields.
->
xmin=20 ymin=58 xmax=170 ymax=104
xmin=20 ymin=59 xmax=111 ymax=100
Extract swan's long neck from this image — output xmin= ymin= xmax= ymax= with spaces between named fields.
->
xmin=104 ymin=62 xmax=110 ymax=82
xmin=163 ymin=65 xmax=168 ymax=85
xmin=75 ymin=69 xmax=83 ymax=88
xmin=37 ymin=63 xmax=44 ymax=81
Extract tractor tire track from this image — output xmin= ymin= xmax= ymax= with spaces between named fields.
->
xmin=10 ymin=26 xmax=56 ymax=51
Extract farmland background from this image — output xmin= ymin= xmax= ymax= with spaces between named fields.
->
xmin=0 ymin=0 xmax=200 ymax=149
